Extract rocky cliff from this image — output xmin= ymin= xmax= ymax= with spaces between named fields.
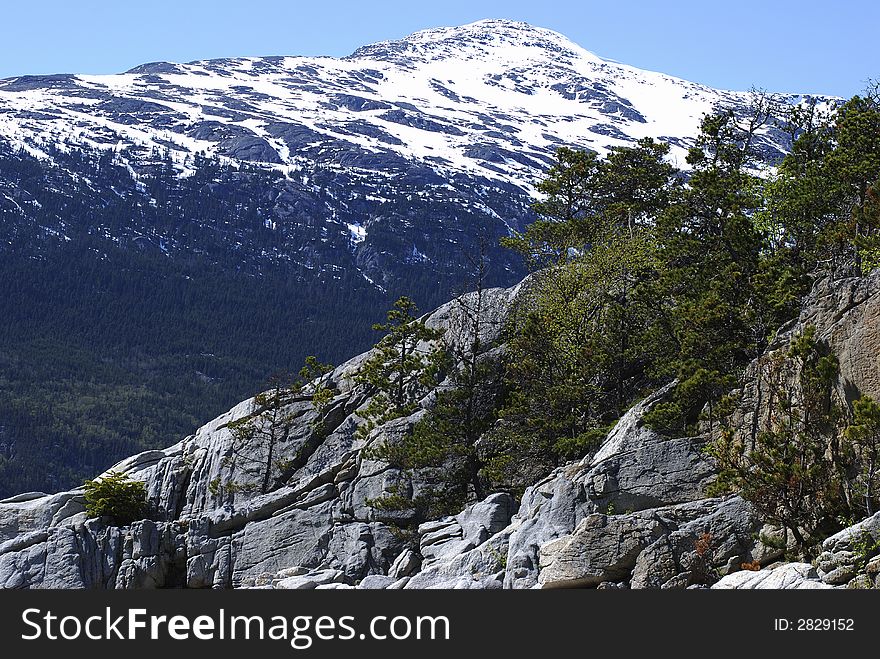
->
xmin=2 ymin=270 xmax=880 ymax=589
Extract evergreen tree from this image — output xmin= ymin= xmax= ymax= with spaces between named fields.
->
xmin=826 ymin=92 xmax=880 ymax=271
xmin=708 ymin=327 xmax=845 ymax=555
xmin=355 ymin=297 xmax=447 ymax=438
xmin=368 ymin=256 xmax=505 ymax=517
xmin=501 ymin=147 xmax=602 ymax=268
xmin=83 ymin=471 xmax=148 ymax=525
xmin=223 ymin=373 xmax=302 ymax=497
xmin=501 ymin=139 xmax=677 ymax=268
xmin=221 ymin=357 xmax=334 ymax=499
xmin=844 ymin=397 xmax=880 ymax=516
xmin=645 ymin=100 xmax=773 ymax=433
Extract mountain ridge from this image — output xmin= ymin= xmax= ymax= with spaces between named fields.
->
xmin=0 ymin=18 xmax=837 ymax=192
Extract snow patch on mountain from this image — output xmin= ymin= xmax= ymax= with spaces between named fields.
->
xmin=0 ymin=19 xmax=837 ymax=194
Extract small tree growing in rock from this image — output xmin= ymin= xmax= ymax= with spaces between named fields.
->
xmin=367 ymin=248 xmax=506 ymax=518
xmin=355 ymin=296 xmax=446 ymax=438
xmin=845 ymin=396 xmax=880 ymax=516
xmin=83 ymin=471 xmax=147 ymax=525
xmin=708 ymin=326 xmax=846 ymax=555
xmin=221 ymin=356 xmax=334 ymax=499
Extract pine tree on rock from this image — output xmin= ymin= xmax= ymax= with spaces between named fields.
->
xmin=491 ymin=140 xmax=676 ymax=492
xmin=355 ymin=296 xmax=447 ymax=438
xmin=368 ymin=247 xmax=507 ymax=517
xmin=218 ymin=356 xmax=334 ymax=500
xmin=645 ymin=99 xmax=773 ymax=433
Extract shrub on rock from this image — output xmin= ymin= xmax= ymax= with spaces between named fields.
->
xmin=83 ymin=471 xmax=147 ymax=525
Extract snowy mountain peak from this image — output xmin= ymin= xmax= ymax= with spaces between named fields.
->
xmin=0 ymin=20 xmax=838 ymax=194
xmin=0 ymin=20 xmax=844 ymax=354
xmin=348 ymin=18 xmax=599 ymax=66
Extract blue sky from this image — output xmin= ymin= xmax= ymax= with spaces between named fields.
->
xmin=0 ymin=0 xmax=872 ymax=97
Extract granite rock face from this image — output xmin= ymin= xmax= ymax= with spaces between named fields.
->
xmin=4 ymin=271 xmax=880 ymax=589
xmin=0 ymin=343 xmax=762 ymax=589
xmin=721 ymin=273 xmax=880 ymax=454
xmin=712 ymin=563 xmax=833 ymax=589
xmin=0 ymin=284 xmax=520 ymax=589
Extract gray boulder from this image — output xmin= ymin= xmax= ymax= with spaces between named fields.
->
xmin=419 ymin=493 xmax=516 ymax=566
xmin=405 ymin=533 xmax=509 ymax=589
xmin=503 ymin=383 xmax=718 ymax=589
xmin=274 ymin=569 xmax=345 ymax=590
xmin=630 ymin=497 xmax=762 ymax=589
xmin=538 ymin=513 xmax=663 ymax=588
xmin=815 ymin=511 xmax=880 ymax=586
xmin=712 ymin=563 xmax=832 ymax=589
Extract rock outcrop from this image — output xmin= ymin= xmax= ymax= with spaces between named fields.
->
xmin=3 ymin=270 xmax=880 ymax=589
xmin=0 ymin=283 xmax=520 ymax=589
xmin=712 ymin=563 xmax=832 ymax=589
xmin=721 ymin=273 xmax=880 ymax=453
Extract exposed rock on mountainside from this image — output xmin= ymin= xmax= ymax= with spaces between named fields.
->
xmin=0 ymin=283 xmax=522 ymax=588
xmin=1 ymin=18 xmax=832 ymax=307
xmin=3 ymin=269 xmax=880 ymax=589
xmin=0 ymin=19 xmax=833 ymax=294
xmin=721 ymin=273 xmax=880 ymax=453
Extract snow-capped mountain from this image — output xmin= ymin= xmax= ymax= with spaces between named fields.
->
xmin=0 ymin=19 xmax=828 ymax=191
xmin=0 ymin=19 xmax=837 ymax=298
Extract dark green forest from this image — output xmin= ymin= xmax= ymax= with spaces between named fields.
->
xmin=0 ymin=132 xmax=527 ymax=497
xmin=0 ymin=149 xmax=393 ymax=496
xmin=0 ymin=245 xmax=386 ymax=495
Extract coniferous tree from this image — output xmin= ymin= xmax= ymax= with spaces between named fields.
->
xmin=708 ymin=327 xmax=846 ymax=555
xmin=355 ymin=297 xmax=447 ymax=438
xmin=488 ymin=140 xmax=677 ymax=491
xmin=645 ymin=99 xmax=774 ymax=433
xmin=83 ymin=471 xmax=148 ymax=525
xmin=843 ymin=397 xmax=880 ymax=517
xmin=368 ymin=249 xmax=505 ymax=516
xmin=220 ymin=357 xmax=334 ymax=499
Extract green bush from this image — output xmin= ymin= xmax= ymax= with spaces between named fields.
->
xmin=83 ymin=471 xmax=147 ymax=525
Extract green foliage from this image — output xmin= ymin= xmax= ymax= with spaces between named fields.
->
xmin=644 ymin=98 xmax=772 ymax=434
xmin=221 ymin=356 xmax=334 ymax=500
xmin=207 ymin=477 xmax=222 ymax=497
xmin=83 ymin=471 xmax=147 ymax=525
xmin=501 ymin=147 xmax=602 ymax=268
xmin=355 ymin=297 xmax=447 ymax=438
xmin=366 ymin=484 xmax=415 ymax=514
xmin=489 ymin=140 xmax=678 ymax=491
xmin=761 ymin=91 xmax=880 ymax=276
xmin=553 ymin=425 xmax=614 ymax=462
xmin=850 ymin=531 xmax=880 ymax=570
xmin=489 ymin=87 xmax=880 ymax=549
xmin=845 ymin=396 xmax=880 ymax=515
xmin=707 ymin=327 xmax=846 ymax=554
xmin=501 ymin=139 xmax=677 ymax=269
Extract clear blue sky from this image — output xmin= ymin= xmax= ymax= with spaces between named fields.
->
xmin=0 ymin=0 xmax=873 ymax=97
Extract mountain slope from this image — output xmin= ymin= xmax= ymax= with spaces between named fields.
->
xmin=2 ymin=269 xmax=878 ymax=590
xmin=0 ymin=19 xmax=838 ymax=497
xmin=0 ymin=18 xmax=838 ymax=298
xmin=0 ymin=20 xmax=828 ymax=190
